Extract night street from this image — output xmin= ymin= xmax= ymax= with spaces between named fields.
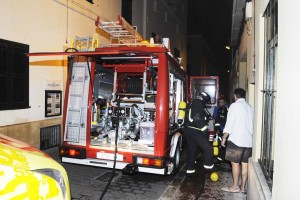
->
xmin=45 ymin=147 xmax=184 ymax=200
xmin=45 ymin=147 xmax=245 ymax=200
xmin=3 ymin=0 xmax=295 ymax=199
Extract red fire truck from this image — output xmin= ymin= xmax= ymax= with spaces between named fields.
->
xmin=29 ymin=51 xmax=220 ymax=176
xmin=28 ymin=16 xmax=219 ymax=175
xmin=29 ymin=44 xmax=187 ymax=175
xmin=30 ymin=48 xmax=219 ymax=176
xmin=56 ymin=46 xmax=186 ymax=175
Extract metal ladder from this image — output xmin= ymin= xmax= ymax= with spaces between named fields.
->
xmin=64 ymin=62 xmax=89 ymax=144
xmin=95 ymin=15 xmax=144 ymax=44
xmin=71 ymin=36 xmax=99 ymax=51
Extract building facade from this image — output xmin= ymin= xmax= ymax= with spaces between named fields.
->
xmin=132 ymin=0 xmax=187 ymax=70
xmin=231 ymin=0 xmax=300 ymax=199
xmin=0 ymin=0 xmax=187 ymax=150
xmin=187 ymin=34 xmax=214 ymax=76
xmin=0 ymin=0 xmax=122 ymax=148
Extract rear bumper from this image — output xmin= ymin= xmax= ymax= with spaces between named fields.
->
xmin=61 ymin=157 xmax=167 ymax=175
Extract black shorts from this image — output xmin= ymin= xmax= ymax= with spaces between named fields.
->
xmin=225 ymin=141 xmax=252 ymax=163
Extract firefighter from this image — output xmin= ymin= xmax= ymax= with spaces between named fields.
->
xmin=213 ymin=97 xmax=229 ymax=161
xmin=184 ymin=92 xmax=214 ymax=175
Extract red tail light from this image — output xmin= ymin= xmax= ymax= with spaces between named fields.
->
xmin=136 ymin=156 xmax=164 ymax=167
xmin=69 ymin=149 xmax=76 ymax=156
xmin=59 ymin=146 xmax=86 ymax=159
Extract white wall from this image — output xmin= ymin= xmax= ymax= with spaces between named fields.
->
xmin=238 ymin=17 xmax=256 ymax=106
xmin=272 ymin=0 xmax=300 ymax=199
xmin=239 ymin=62 xmax=247 ymax=90
xmin=248 ymin=158 xmax=272 ymax=200
xmin=234 ymin=0 xmax=271 ymax=199
xmin=252 ymin=0 xmax=268 ymax=161
xmin=234 ymin=2 xmax=259 ymax=153
xmin=246 ymin=0 xmax=300 ymax=199
xmin=246 ymin=1 xmax=270 ymax=199
xmin=0 ymin=0 xmax=121 ymax=126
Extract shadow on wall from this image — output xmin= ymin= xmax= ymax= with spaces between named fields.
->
xmin=30 ymin=60 xmax=67 ymax=67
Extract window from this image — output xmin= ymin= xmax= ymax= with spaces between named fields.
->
xmin=260 ymin=0 xmax=278 ymax=190
xmin=0 ymin=39 xmax=29 ymax=110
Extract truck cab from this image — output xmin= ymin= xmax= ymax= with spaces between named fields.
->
xmin=189 ymin=76 xmax=219 ymax=140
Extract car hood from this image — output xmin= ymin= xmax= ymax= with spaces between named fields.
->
xmin=0 ymin=134 xmax=64 ymax=171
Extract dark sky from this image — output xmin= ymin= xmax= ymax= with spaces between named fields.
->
xmin=188 ymin=0 xmax=233 ymax=94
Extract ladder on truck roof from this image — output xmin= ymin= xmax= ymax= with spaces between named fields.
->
xmin=95 ymin=15 xmax=144 ymax=44
xmin=71 ymin=36 xmax=99 ymax=52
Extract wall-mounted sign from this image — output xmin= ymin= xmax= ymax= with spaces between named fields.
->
xmin=45 ymin=90 xmax=62 ymax=117
xmin=45 ymin=80 xmax=62 ymax=90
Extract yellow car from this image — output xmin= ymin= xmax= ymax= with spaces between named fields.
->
xmin=0 ymin=134 xmax=70 ymax=200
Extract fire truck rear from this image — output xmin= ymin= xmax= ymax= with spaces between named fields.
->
xmin=57 ymin=45 xmax=186 ymax=175
xmin=28 ymin=16 xmax=189 ymax=175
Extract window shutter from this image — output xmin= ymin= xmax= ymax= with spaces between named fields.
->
xmin=0 ymin=39 xmax=29 ymax=110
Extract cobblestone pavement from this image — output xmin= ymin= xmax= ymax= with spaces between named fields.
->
xmin=45 ymin=147 xmax=247 ymax=200
xmin=199 ymin=163 xmax=247 ymax=200
xmin=45 ymin=147 xmax=175 ymax=200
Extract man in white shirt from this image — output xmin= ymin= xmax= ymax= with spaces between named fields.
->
xmin=221 ymin=88 xmax=254 ymax=194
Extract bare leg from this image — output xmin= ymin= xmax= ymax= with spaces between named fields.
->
xmin=241 ymin=162 xmax=248 ymax=191
xmin=230 ymin=162 xmax=240 ymax=190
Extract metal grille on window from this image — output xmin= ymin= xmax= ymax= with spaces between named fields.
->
xmin=260 ymin=0 xmax=278 ymax=190
xmin=40 ymin=125 xmax=61 ymax=150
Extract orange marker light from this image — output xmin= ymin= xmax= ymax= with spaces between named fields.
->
xmin=59 ymin=149 xmax=65 ymax=155
xmin=142 ymin=158 xmax=150 ymax=165
xmin=154 ymin=159 xmax=162 ymax=167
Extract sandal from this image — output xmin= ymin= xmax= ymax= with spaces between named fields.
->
xmin=239 ymin=185 xmax=247 ymax=194
xmin=240 ymin=189 xmax=247 ymax=194
xmin=221 ymin=186 xmax=240 ymax=193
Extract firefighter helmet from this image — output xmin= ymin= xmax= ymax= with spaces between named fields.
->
xmin=196 ymin=92 xmax=211 ymax=104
